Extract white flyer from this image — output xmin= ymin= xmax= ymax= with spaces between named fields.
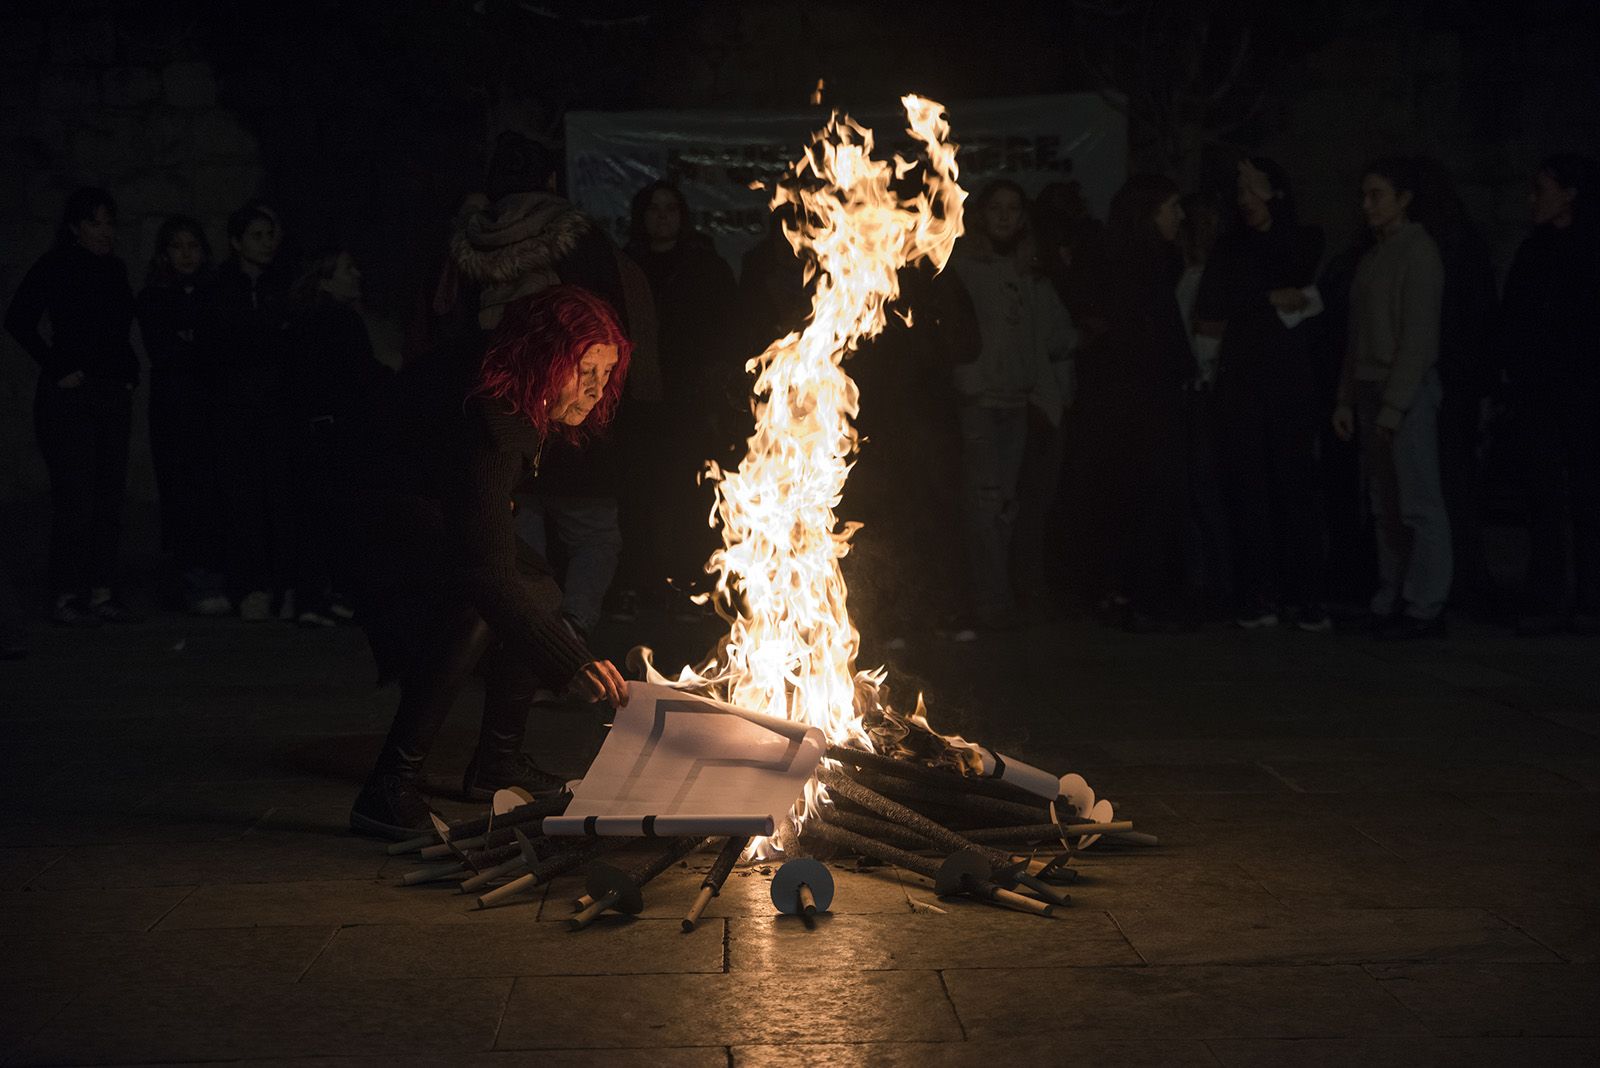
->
xmin=545 ymin=682 xmax=826 ymax=838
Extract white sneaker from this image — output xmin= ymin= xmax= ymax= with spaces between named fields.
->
xmin=239 ymin=590 xmax=272 ymax=621
xmin=191 ymin=595 xmax=232 ymax=617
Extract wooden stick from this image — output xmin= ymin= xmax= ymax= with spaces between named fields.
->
xmin=961 ymin=821 xmax=1133 ymax=843
xmin=797 ymin=883 xmax=817 ymax=915
xmin=568 ymin=889 xmax=622 ymax=930
xmin=400 ymin=859 xmax=470 ymax=886
xmin=682 ymin=835 xmax=747 ymax=932
xmin=458 ymin=853 xmax=529 ymax=894
xmin=386 ymin=795 xmax=568 ymax=855
xmin=474 ymin=843 xmax=599 ymax=909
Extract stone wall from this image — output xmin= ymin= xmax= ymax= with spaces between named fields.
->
xmin=0 ymin=9 xmax=263 ymax=503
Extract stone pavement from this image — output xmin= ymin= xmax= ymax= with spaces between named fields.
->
xmin=1 ymin=611 xmax=1597 ymax=1066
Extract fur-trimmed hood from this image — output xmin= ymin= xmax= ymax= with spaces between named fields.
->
xmin=447 ymin=191 xmax=593 ymax=329
xmin=449 ymin=191 xmax=591 ymax=285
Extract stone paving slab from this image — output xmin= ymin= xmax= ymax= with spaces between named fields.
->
xmin=303 ymin=918 xmax=725 ymax=981
xmin=0 ymin=848 xmax=62 ymax=890
xmin=1015 ymin=854 xmax=1283 ymax=910
xmin=727 ymin=910 xmax=1140 ymax=970
xmin=31 ymin=829 xmax=388 ymax=890
xmin=1204 ymin=1036 xmax=1600 ymax=1066
xmin=1235 ymin=844 xmax=1600 ymax=910
xmin=1365 ymin=962 xmax=1600 ymax=1036
xmin=494 ymin=971 xmax=962 ymax=1050
xmin=1495 ymin=908 xmax=1600 ymax=963
xmin=156 ymin=878 xmax=548 ymax=929
xmin=10 ymin=977 xmax=513 ymax=1065
xmin=1263 ymin=760 xmax=1586 ymax=794
xmin=0 ymin=981 xmax=76 ymax=1064
xmin=733 ymin=1038 xmax=1221 ymax=1066
xmin=1111 ymin=906 xmax=1557 ymax=965
xmin=0 ymin=925 xmax=334 ymax=985
xmin=138 ymin=1051 xmax=730 ymax=1068
xmin=941 ymin=964 xmax=1429 ymax=1039
xmin=0 ymin=886 xmax=196 ymax=934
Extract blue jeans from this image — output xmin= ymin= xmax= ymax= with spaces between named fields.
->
xmin=513 ymin=494 xmax=621 ymax=637
xmin=958 ymin=405 xmax=1030 ymax=624
xmin=1358 ymin=369 xmax=1452 ymax=620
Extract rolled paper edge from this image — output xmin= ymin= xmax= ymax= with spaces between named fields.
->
xmin=986 ymin=751 xmax=1061 ymax=801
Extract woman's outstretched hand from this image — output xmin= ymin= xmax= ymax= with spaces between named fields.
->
xmin=572 ymin=660 xmax=629 ymax=707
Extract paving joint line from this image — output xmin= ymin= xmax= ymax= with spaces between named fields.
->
xmin=934 ymin=968 xmax=968 ymax=1041
xmin=1105 ymin=909 xmax=1149 ymax=965
xmin=294 ymin=925 xmax=344 ymax=982
xmin=144 ymin=884 xmax=200 ymax=932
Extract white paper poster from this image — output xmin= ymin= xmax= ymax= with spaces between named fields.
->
xmin=545 ymin=682 xmax=827 ymax=838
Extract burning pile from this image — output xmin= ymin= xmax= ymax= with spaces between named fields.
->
xmin=383 ymin=95 xmax=1152 ymax=927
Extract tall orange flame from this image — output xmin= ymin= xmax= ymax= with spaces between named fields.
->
xmin=645 ymin=96 xmax=966 ymax=847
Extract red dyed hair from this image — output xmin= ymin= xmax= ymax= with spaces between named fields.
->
xmin=475 ymin=285 xmax=632 ymax=442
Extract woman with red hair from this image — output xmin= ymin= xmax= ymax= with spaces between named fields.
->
xmin=343 ymin=284 xmax=632 ymax=839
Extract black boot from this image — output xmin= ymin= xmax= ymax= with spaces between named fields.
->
xmin=462 ymin=750 xmax=569 ymax=802
xmin=351 ymin=612 xmax=492 ymax=838
xmin=349 ymin=770 xmax=434 ymax=840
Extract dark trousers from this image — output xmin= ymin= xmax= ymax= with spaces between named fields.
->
xmin=368 ymin=598 xmax=555 ymax=778
xmin=1182 ymin=387 xmax=1234 ymax=607
xmin=281 ymin=423 xmax=341 ymax=612
xmin=1077 ymin=382 xmax=1186 ymax=613
xmin=215 ymin=399 xmax=281 ymax=594
xmin=1439 ymin=387 xmax=1490 ymax=602
xmin=149 ymin=374 xmax=225 ymax=578
xmin=1524 ymin=385 xmax=1600 ymax=614
xmin=34 ymin=379 xmax=133 ymax=596
xmin=1218 ymin=367 xmax=1323 ymax=611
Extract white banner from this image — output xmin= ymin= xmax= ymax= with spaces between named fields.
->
xmin=546 ymin=682 xmax=826 ymax=838
xmin=566 ymin=93 xmax=1127 ymax=271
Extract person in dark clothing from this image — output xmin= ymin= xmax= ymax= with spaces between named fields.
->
xmin=342 ymin=285 xmax=631 ymax=839
xmin=136 ymin=215 xmax=228 ymax=615
xmin=1501 ymin=154 xmax=1600 ymax=635
xmin=419 ymin=133 xmax=634 ymax=633
xmin=282 ymin=248 xmax=392 ymax=627
xmin=1072 ymin=175 xmax=1193 ymax=631
xmin=1195 ymin=158 xmax=1329 ymax=631
xmin=1412 ymin=158 xmax=1501 ymax=616
xmin=622 ymin=181 xmax=741 ymax=609
xmin=205 ymin=203 xmax=293 ymax=620
xmin=5 ymin=187 xmax=140 ymax=626
xmin=1306 ymin=242 xmax=1374 ymax=608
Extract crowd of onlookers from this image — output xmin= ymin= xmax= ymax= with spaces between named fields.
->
xmin=1 ymin=134 xmax=1596 ymax=661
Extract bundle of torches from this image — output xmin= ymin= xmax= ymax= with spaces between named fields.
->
xmin=387 ymin=740 xmax=1149 ymax=928
xmin=388 ymin=95 xmax=1154 ymax=927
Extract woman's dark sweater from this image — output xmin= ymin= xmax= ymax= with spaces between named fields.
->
xmin=1500 ymin=222 xmax=1600 ymax=392
xmin=136 ymin=278 xmax=210 ymax=382
xmin=343 ymin=354 xmax=595 ymax=688
xmin=1195 ymin=224 xmax=1325 ymax=379
xmin=284 ymin=303 xmax=392 ymax=425
xmin=5 ymin=245 xmax=137 ymax=386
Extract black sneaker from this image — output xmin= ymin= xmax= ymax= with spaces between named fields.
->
xmin=1376 ymin=615 xmax=1447 ymax=641
xmin=349 ymin=773 xmax=436 ymax=840
xmin=52 ymin=595 xmax=101 ymax=628
xmin=462 ymin=752 xmax=570 ymax=802
xmin=89 ymin=595 xmax=144 ymax=624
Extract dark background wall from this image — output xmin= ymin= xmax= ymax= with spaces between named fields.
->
xmin=2 ymin=0 xmax=1596 ymax=509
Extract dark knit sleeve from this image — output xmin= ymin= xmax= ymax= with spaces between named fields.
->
xmin=453 ymin=423 xmax=596 ymax=688
xmin=4 ymin=253 xmax=72 ymax=381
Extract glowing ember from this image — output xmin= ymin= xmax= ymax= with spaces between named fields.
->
xmin=643 ymin=95 xmax=969 ymax=849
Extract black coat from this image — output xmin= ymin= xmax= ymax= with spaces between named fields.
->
xmin=5 ymin=245 xmax=137 ymax=387
xmin=136 ymin=278 xmax=212 ymax=383
xmin=284 ymin=303 xmax=391 ymax=425
xmin=1194 ymin=224 xmax=1324 ymax=382
xmin=340 ymin=353 xmax=594 ymax=687
xmin=1500 ymin=222 xmax=1600 ymax=392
